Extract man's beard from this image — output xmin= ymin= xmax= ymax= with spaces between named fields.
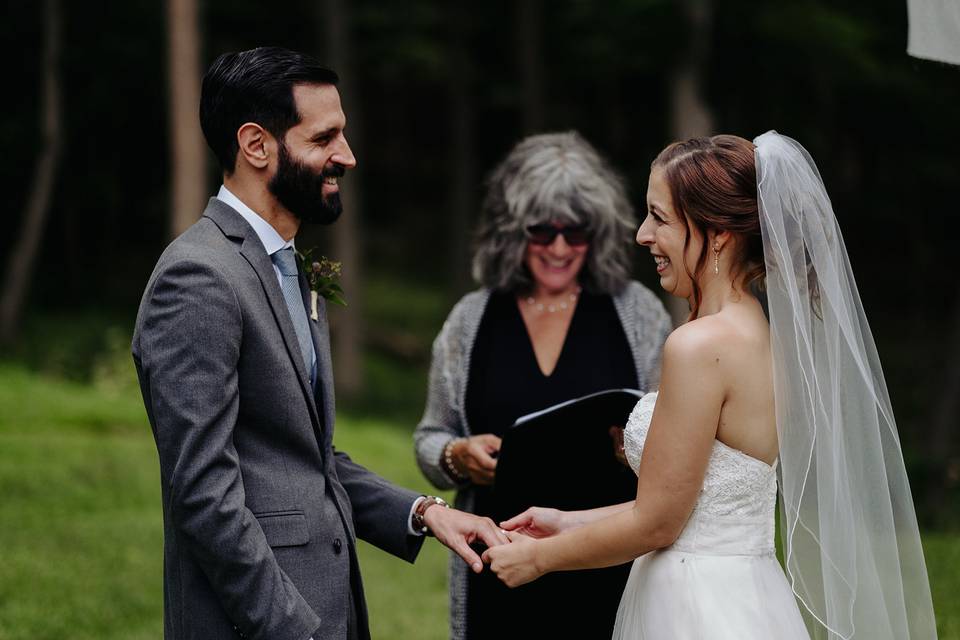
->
xmin=268 ymin=142 xmax=344 ymax=225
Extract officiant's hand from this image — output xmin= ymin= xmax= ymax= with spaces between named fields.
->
xmin=481 ymin=530 xmax=543 ymax=588
xmin=424 ymin=506 xmax=509 ymax=573
xmin=609 ymin=426 xmax=628 ymax=467
xmin=500 ymin=507 xmax=569 ymax=539
xmin=450 ymin=434 xmax=501 ymax=485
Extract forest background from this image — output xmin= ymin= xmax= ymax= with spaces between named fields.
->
xmin=1 ymin=1 xmax=958 ymax=638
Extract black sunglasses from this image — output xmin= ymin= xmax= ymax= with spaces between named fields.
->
xmin=525 ymin=224 xmax=591 ymax=247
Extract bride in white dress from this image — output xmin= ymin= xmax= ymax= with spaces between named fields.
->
xmin=483 ymin=132 xmax=938 ymax=639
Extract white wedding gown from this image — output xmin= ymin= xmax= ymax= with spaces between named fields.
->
xmin=613 ymin=392 xmax=810 ymax=639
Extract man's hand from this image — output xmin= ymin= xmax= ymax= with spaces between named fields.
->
xmin=449 ymin=434 xmax=501 ymax=485
xmin=499 ymin=507 xmax=569 ymax=539
xmin=481 ymin=530 xmax=544 ymax=588
xmin=423 ymin=506 xmax=509 ymax=573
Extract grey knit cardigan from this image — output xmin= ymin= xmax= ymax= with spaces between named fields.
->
xmin=413 ymin=283 xmax=673 ymax=640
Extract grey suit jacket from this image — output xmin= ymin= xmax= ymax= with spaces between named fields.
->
xmin=133 ymin=198 xmax=424 ymax=640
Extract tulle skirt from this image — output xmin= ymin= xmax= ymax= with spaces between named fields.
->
xmin=612 ymin=548 xmax=810 ymax=640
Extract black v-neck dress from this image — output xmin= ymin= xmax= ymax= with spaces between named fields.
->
xmin=465 ymin=290 xmax=638 ymax=639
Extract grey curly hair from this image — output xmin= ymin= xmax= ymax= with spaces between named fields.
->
xmin=471 ymin=131 xmax=637 ymax=295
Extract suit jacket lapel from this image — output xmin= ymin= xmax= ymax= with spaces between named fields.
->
xmin=300 ymin=274 xmax=336 ymax=444
xmin=202 ymin=199 xmax=324 ymax=438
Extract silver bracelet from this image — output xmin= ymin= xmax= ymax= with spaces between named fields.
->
xmin=442 ymin=437 xmax=469 ymax=482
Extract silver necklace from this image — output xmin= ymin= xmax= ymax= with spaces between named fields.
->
xmin=524 ymin=286 xmax=582 ymax=314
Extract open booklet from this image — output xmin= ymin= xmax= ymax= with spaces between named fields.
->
xmin=512 ymin=388 xmax=645 ymax=428
xmin=491 ymin=388 xmax=646 ymax=523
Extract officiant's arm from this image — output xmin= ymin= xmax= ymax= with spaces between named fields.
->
xmin=484 ymin=328 xmax=721 ymax=585
xmin=414 ymin=302 xmax=502 ymax=488
xmin=413 ymin=316 xmax=467 ymax=489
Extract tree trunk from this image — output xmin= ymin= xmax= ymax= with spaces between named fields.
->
xmin=166 ymin=0 xmax=206 ymax=239
xmin=448 ymin=0 xmax=477 ymax=295
xmin=666 ymin=0 xmax=714 ymax=325
xmin=0 ymin=0 xmax=62 ymax=345
xmin=517 ymin=0 xmax=545 ymax=134
xmin=670 ymin=0 xmax=714 ymax=141
xmin=925 ymin=286 xmax=960 ymax=522
xmin=321 ymin=0 xmax=364 ymax=397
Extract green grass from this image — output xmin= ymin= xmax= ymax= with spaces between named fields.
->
xmin=925 ymin=532 xmax=960 ymax=640
xmin=332 ymin=417 xmax=454 ymax=639
xmin=0 ymin=362 xmax=958 ymax=639
xmin=0 ymin=363 xmax=454 ymax=640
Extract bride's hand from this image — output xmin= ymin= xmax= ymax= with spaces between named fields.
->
xmin=500 ymin=507 xmax=569 ymax=538
xmin=481 ymin=531 xmax=544 ymax=588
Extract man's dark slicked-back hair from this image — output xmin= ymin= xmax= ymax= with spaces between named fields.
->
xmin=200 ymin=47 xmax=339 ymax=174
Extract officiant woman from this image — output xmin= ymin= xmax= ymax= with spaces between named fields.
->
xmin=414 ymin=132 xmax=672 ymax=639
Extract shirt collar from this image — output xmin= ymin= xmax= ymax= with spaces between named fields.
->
xmin=216 ymin=184 xmax=294 ymax=256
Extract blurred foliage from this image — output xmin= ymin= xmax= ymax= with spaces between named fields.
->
xmin=3 ymin=0 xmax=957 ymax=305
xmin=5 ymin=312 xmax=137 ymax=389
xmin=2 ymin=275 xmax=449 ymax=424
xmin=5 ymin=272 xmax=960 ymax=528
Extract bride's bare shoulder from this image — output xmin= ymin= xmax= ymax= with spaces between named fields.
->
xmin=658 ymin=319 xmax=727 ymax=382
xmin=664 ymin=315 xmax=736 ymax=353
xmin=662 ymin=313 xmax=763 ymax=372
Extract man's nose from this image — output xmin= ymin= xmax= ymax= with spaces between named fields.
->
xmin=332 ymin=134 xmax=357 ymax=169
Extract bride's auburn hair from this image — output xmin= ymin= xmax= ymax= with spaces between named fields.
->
xmin=652 ymin=135 xmax=765 ymax=319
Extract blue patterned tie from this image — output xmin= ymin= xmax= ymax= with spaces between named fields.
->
xmin=271 ymin=247 xmax=315 ymax=386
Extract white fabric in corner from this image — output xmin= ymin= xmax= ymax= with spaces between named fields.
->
xmin=907 ymin=0 xmax=960 ymax=65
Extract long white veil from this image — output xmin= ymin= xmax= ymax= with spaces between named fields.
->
xmin=755 ymin=131 xmax=938 ymax=639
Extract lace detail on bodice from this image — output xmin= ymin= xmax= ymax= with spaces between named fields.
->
xmin=623 ymin=392 xmax=778 ymax=555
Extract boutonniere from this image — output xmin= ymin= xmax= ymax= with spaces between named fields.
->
xmin=296 ymin=248 xmax=347 ymax=320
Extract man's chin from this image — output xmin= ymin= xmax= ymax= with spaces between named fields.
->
xmin=293 ymin=197 xmax=343 ymax=225
xmin=310 ymin=208 xmax=342 ymax=225
xmin=292 ymin=209 xmax=339 ymax=225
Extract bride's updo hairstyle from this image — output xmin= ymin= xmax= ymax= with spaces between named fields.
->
xmin=652 ymin=135 xmax=765 ymax=319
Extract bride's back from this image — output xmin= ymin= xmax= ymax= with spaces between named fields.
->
xmin=688 ymin=294 xmax=777 ymax=467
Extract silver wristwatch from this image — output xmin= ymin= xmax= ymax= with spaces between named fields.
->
xmin=411 ymin=495 xmax=450 ymax=535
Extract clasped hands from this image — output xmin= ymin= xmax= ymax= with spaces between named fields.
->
xmin=481 ymin=506 xmax=573 ymax=588
xmin=442 ymin=430 xmax=626 ymax=587
xmin=424 ymin=502 xmax=571 ymax=588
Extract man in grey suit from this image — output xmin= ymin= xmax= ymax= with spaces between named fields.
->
xmin=132 ymin=47 xmax=507 ymax=640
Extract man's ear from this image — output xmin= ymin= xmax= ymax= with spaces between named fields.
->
xmin=236 ymin=122 xmax=272 ymax=170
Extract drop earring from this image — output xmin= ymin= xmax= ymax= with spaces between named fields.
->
xmin=713 ymin=243 xmax=720 ymax=275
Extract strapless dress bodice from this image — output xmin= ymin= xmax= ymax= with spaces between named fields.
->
xmin=623 ymin=392 xmax=778 ymax=556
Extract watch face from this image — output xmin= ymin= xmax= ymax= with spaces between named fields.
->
xmin=413 ymin=496 xmax=449 ymax=535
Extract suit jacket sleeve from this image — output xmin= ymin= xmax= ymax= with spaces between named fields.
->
xmin=332 ymin=449 xmax=424 ymax=562
xmin=136 ymin=258 xmax=320 ymax=640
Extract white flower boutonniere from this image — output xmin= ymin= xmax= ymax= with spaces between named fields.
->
xmin=296 ymin=248 xmax=347 ymax=320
